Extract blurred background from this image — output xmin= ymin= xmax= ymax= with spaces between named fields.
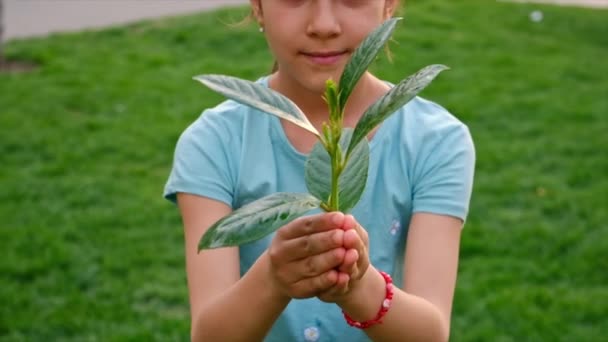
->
xmin=2 ymin=0 xmax=248 ymax=41
xmin=1 ymin=0 xmax=607 ymax=341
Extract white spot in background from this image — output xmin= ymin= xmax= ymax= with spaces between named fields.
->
xmin=114 ymin=103 xmax=126 ymax=113
xmin=530 ymin=10 xmax=543 ymax=23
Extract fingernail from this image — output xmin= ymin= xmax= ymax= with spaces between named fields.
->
xmin=342 ymin=214 xmax=354 ymax=229
xmin=332 ymin=212 xmax=344 ymax=226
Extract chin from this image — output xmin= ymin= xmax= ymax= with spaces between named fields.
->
xmin=302 ymin=71 xmax=343 ymax=94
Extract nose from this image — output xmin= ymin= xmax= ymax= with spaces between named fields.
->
xmin=306 ymin=0 xmax=341 ymax=39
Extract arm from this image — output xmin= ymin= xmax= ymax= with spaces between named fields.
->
xmin=333 ymin=111 xmax=473 ymax=340
xmin=337 ymin=213 xmax=462 ymax=342
xmin=179 ymin=193 xmax=354 ymax=341
xmin=179 ymin=193 xmax=290 ymax=342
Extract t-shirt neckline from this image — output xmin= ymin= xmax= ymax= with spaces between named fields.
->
xmin=258 ymin=75 xmax=390 ymax=159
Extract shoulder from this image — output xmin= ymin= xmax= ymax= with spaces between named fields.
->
xmin=182 ymin=100 xmax=248 ymax=141
xmin=401 ymin=96 xmax=470 ymax=138
xmin=384 ymin=96 xmax=474 ymax=156
xmin=380 ymin=96 xmax=475 ymax=184
xmin=380 ymin=98 xmax=476 ymax=221
xmin=180 ymin=75 xmax=273 ymax=143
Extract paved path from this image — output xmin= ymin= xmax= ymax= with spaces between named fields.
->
xmin=3 ymin=0 xmax=249 ymax=42
xmin=504 ymin=0 xmax=608 ymax=7
xmin=3 ymin=0 xmax=606 ymax=42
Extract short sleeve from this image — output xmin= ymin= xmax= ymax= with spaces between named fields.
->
xmin=163 ymin=110 xmax=237 ymax=207
xmin=411 ymin=124 xmax=476 ymax=222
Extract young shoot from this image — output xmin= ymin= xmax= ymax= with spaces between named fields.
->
xmin=195 ymin=18 xmax=448 ymax=250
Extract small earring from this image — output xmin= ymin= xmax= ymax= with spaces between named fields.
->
xmin=259 ymin=26 xmax=265 ymax=33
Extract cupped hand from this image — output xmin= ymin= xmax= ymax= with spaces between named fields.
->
xmin=266 ymin=212 xmax=349 ymax=299
xmin=317 ymin=214 xmax=371 ymax=303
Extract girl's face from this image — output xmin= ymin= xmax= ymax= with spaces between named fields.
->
xmin=252 ymin=0 xmax=397 ymax=95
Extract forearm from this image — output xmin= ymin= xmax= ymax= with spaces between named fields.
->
xmin=339 ymin=267 xmax=449 ymax=342
xmin=192 ymin=252 xmax=290 ymax=342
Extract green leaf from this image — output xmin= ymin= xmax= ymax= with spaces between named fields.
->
xmin=305 ymin=143 xmax=332 ymax=204
xmin=338 ymin=17 xmax=401 ymax=112
xmin=338 ymin=130 xmax=370 ymax=213
xmin=198 ymin=193 xmax=320 ymax=250
xmin=346 ymin=64 xmax=449 ymax=157
xmin=305 ymin=129 xmax=369 ymax=213
xmin=324 ymin=79 xmax=340 ymax=122
xmin=194 ymin=74 xmax=319 ymax=136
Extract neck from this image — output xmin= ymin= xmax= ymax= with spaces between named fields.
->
xmin=342 ymin=73 xmax=391 ymax=128
xmin=268 ymin=72 xmax=390 ymax=130
xmin=268 ymin=73 xmax=329 ymax=127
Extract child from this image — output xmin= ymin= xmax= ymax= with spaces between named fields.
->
xmin=164 ymin=1 xmax=475 ymax=341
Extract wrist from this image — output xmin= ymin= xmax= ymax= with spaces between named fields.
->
xmin=337 ymin=266 xmax=387 ymax=321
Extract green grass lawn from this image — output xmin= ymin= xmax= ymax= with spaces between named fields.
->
xmin=1 ymin=1 xmax=606 ymax=340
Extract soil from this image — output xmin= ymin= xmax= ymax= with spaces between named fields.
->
xmin=0 ymin=57 xmax=37 ymax=73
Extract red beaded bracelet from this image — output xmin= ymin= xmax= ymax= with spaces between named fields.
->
xmin=342 ymin=271 xmax=394 ymax=329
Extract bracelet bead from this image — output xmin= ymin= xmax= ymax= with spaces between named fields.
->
xmin=342 ymin=271 xmax=394 ymax=329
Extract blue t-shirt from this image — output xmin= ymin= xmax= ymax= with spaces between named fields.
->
xmin=164 ymin=77 xmax=475 ymax=342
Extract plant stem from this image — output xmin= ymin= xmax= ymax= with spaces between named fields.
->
xmin=322 ymin=79 xmax=344 ymax=211
xmin=330 ymin=149 xmax=340 ymax=210
xmin=328 ymin=110 xmax=343 ymax=211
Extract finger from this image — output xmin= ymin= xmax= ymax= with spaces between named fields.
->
xmin=342 ymin=214 xmax=358 ymax=230
xmin=338 ymin=248 xmax=359 ymax=275
xmin=318 ymin=272 xmax=351 ymax=302
xmin=336 ymin=271 xmax=350 ymax=288
xmin=355 ymin=222 xmax=370 ymax=246
xmin=290 ymin=269 xmax=340 ymax=299
xmin=273 ymin=229 xmax=344 ymax=261
xmin=342 ymin=220 xmax=370 ymax=280
xmin=277 ymin=212 xmax=345 ymax=240
xmin=343 ymin=228 xmax=365 ymax=253
xmin=290 ymin=247 xmax=346 ymax=279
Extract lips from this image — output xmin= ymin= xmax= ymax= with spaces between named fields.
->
xmin=302 ymin=50 xmax=349 ymax=66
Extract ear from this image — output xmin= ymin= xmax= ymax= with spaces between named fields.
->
xmin=250 ymin=0 xmax=264 ymax=24
xmin=384 ymin=0 xmax=399 ymax=19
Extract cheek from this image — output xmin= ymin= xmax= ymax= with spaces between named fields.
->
xmin=264 ymin=33 xmax=293 ymax=61
xmin=264 ymin=24 xmax=303 ymax=59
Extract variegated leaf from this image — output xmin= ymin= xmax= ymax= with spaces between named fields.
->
xmin=198 ymin=193 xmax=320 ymax=250
xmin=194 ymin=74 xmax=319 ymax=136
xmin=347 ymin=64 xmax=449 ymax=157
xmin=305 ymin=128 xmax=369 ymax=213
xmin=338 ymin=17 xmax=401 ymax=111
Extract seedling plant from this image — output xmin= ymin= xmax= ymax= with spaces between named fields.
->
xmin=195 ymin=18 xmax=447 ymax=250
